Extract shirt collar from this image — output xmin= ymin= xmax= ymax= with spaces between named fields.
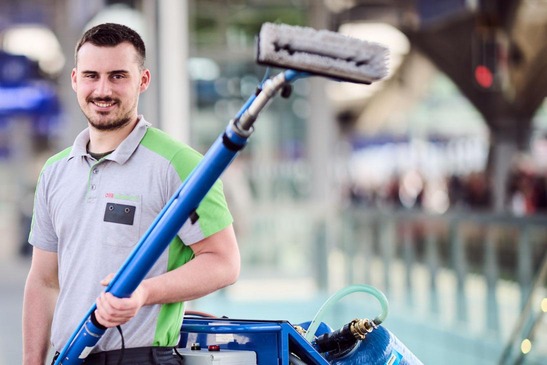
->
xmin=69 ymin=115 xmax=151 ymax=164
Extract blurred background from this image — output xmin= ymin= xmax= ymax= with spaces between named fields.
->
xmin=0 ymin=0 xmax=546 ymax=364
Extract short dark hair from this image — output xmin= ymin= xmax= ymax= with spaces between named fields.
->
xmin=75 ymin=23 xmax=146 ymax=68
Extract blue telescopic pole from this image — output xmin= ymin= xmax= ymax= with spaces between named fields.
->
xmin=55 ymin=70 xmax=307 ymax=365
xmin=54 ymin=123 xmax=249 ymax=365
xmin=54 ymin=70 xmax=304 ymax=365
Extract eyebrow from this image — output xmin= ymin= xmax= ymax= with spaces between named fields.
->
xmin=80 ymin=69 xmax=130 ymax=75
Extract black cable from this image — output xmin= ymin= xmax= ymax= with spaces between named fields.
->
xmin=116 ymin=325 xmax=125 ymax=365
xmin=173 ymin=347 xmax=184 ymax=360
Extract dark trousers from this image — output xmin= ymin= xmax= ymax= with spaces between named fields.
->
xmin=53 ymin=347 xmax=183 ymax=365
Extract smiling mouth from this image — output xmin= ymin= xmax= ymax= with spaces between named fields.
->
xmin=93 ymin=101 xmax=115 ymax=108
xmin=90 ymin=98 xmax=117 ymax=109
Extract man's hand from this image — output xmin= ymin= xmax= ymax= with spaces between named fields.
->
xmin=93 ymin=225 xmax=239 ymax=327
xmin=94 ymin=274 xmax=148 ymax=328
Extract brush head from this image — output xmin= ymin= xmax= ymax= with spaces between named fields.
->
xmin=257 ymin=22 xmax=390 ymax=84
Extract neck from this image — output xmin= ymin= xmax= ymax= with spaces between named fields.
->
xmin=88 ymin=117 xmax=139 ymax=153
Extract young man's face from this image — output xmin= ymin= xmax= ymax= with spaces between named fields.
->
xmin=71 ymin=42 xmax=150 ymax=131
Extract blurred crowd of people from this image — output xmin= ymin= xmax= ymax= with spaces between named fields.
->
xmin=506 ymin=163 xmax=547 ymax=215
xmin=348 ymin=163 xmax=547 ymax=216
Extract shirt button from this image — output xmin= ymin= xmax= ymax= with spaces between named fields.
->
xmin=93 ymin=168 xmax=99 ymax=174
xmin=91 ymin=184 xmax=96 ymax=190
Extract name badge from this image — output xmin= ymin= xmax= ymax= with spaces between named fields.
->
xmin=104 ymin=203 xmax=136 ymax=225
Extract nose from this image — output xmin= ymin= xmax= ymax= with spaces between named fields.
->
xmin=94 ymin=77 xmax=113 ymax=98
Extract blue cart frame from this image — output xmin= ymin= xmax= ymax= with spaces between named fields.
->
xmin=180 ymin=316 xmax=329 ymax=364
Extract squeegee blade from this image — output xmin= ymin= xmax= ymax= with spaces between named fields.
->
xmin=257 ymin=22 xmax=389 ymax=84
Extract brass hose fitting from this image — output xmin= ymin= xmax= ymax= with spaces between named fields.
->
xmin=349 ymin=318 xmax=377 ymax=340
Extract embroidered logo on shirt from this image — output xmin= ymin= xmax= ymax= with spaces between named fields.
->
xmin=104 ymin=203 xmax=136 ymax=225
xmin=105 ymin=192 xmax=140 ymax=202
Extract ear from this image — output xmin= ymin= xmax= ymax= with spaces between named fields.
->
xmin=139 ymin=69 xmax=151 ymax=93
xmin=71 ymin=68 xmax=78 ymax=92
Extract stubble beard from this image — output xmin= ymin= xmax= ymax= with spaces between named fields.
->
xmin=88 ymin=114 xmax=132 ymax=131
xmin=85 ymin=97 xmax=133 ymax=131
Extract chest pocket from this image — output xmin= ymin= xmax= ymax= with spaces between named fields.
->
xmin=102 ymin=198 xmax=142 ymax=248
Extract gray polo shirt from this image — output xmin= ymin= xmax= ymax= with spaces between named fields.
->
xmin=29 ymin=116 xmax=233 ymax=352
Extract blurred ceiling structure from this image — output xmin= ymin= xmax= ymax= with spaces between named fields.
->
xmin=323 ymin=0 xmax=547 ymax=210
xmin=324 ymin=0 xmax=547 ymax=145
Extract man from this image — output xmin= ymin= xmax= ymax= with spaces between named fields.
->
xmin=22 ymin=23 xmax=240 ymax=365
